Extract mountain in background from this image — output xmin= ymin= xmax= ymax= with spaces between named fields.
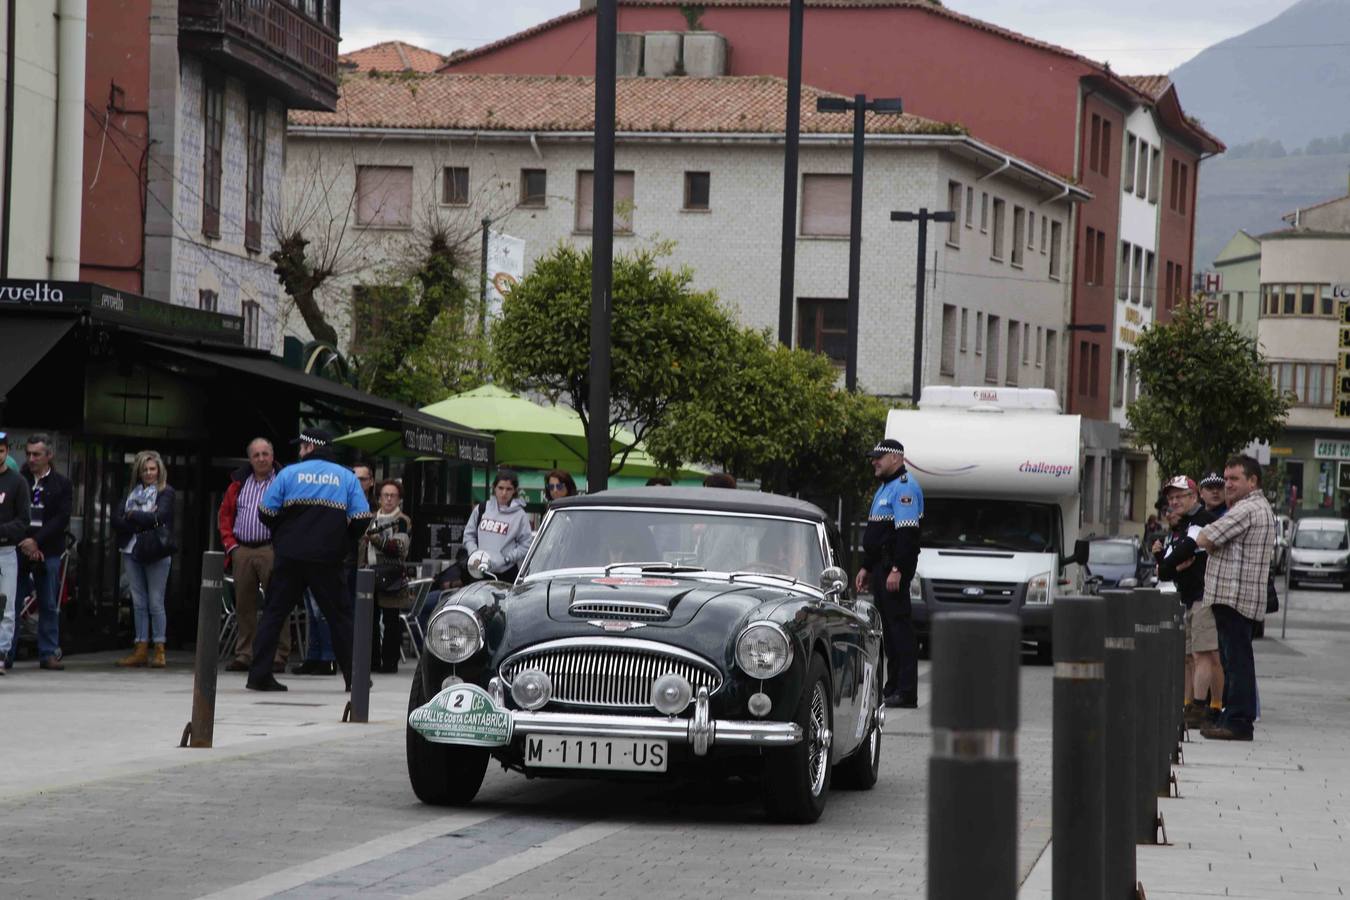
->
xmin=1171 ymin=0 xmax=1350 ymax=266
xmin=1171 ymin=0 xmax=1350 ymax=148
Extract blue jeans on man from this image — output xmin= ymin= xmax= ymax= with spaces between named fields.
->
xmin=1212 ymin=603 xmax=1256 ymax=737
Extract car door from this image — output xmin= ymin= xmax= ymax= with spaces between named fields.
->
xmin=820 ymin=522 xmax=873 ymax=761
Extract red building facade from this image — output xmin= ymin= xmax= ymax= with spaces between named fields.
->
xmin=442 ymin=0 xmax=1222 ymax=421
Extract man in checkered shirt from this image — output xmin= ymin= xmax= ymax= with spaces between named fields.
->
xmin=1195 ymin=455 xmax=1276 ymax=741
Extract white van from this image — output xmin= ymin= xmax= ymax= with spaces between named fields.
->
xmin=886 ymin=386 xmax=1089 ymax=658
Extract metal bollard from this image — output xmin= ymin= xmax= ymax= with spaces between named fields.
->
xmin=182 ymin=551 xmax=225 ymax=748
xmin=1101 ymin=590 xmax=1138 ymax=898
xmin=928 ymin=612 xmax=1020 ymax=900
xmin=1052 ymin=596 xmax=1107 ymax=900
xmin=1154 ymin=592 xmax=1175 ymax=796
xmin=1132 ymin=588 xmax=1160 ymax=844
xmin=347 ymin=568 xmax=375 ymax=724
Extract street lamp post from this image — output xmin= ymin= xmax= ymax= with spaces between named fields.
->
xmin=891 ymin=207 xmax=955 ymax=403
xmin=777 ymin=0 xmax=805 ymax=346
xmin=588 ymin=0 xmax=617 ymax=494
xmin=818 ymin=94 xmax=903 ymax=391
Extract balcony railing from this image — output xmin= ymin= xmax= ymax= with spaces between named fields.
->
xmin=222 ymin=0 xmax=337 ymax=83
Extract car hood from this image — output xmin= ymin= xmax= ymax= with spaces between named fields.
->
xmin=917 ymin=548 xmax=1058 ymax=584
xmin=487 ymin=574 xmax=799 ymax=669
xmin=1290 ymin=547 xmax=1350 ymax=564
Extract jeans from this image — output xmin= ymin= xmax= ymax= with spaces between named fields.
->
xmin=1212 ymin=603 xmax=1257 ymax=735
xmin=304 ymin=590 xmax=334 ymax=662
xmin=30 ymin=555 xmax=63 ymax=660
xmin=124 ymin=553 xmax=171 ymax=644
xmin=0 ymin=547 xmax=17 ymax=659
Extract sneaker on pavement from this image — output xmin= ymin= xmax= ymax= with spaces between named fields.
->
xmin=246 ymin=677 xmax=288 ymax=692
xmin=39 ymin=658 xmax=64 ymax=670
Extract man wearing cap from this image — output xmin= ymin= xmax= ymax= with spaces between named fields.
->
xmin=1154 ymin=475 xmax=1223 ymax=727
xmin=855 ymin=438 xmax=924 ymax=708
xmin=246 ymin=428 xmax=372 ymax=692
xmin=1199 ymin=472 xmax=1227 ymax=517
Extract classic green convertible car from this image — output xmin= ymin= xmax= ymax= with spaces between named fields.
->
xmin=406 ymin=487 xmax=886 ymax=823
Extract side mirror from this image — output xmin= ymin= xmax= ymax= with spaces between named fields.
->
xmin=819 ymin=565 xmax=849 ymax=597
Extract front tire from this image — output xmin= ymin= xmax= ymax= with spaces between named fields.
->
xmin=406 ymin=668 xmax=489 ymax=805
xmin=762 ymin=653 xmax=833 ymax=823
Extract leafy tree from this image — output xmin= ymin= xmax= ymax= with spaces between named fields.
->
xmin=1126 ymin=300 xmax=1290 ymax=480
xmin=351 ymin=231 xmax=486 ymax=406
xmin=491 ymin=244 xmax=735 ymax=472
xmin=646 ymin=328 xmax=889 ymax=499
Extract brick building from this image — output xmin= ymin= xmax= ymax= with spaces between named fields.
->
xmin=438 ymin=0 xmax=1224 ymax=528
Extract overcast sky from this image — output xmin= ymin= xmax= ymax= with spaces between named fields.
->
xmin=339 ymin=0 xmax=1302 ymax=76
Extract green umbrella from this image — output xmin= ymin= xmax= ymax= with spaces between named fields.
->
xmin=337 ymin=385 xmax=703 ymax=479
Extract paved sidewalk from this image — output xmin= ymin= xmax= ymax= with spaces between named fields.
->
xmin=0 ymin=649 xmax=412 ymax=801
xmin=1020 ymin=605 xmax=1350 ymax=898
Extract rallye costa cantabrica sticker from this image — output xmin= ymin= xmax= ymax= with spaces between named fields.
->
xmin=409 ymin=683 xmax=513 ymax=747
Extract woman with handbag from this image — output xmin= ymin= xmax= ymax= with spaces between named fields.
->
xmin=364 ymin=479 xmax=411 ymax=674
xmin=112 ymin=450 xmax=176 ymax=668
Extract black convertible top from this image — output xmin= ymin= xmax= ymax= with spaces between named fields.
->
xmin=550 ymin=486 xmax=828 ymax=524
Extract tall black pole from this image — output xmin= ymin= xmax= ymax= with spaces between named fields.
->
xmin=845 ymin=96 xmax=865 ymax=392
xmin=479 ymin=217 xmax=490 ymax=345
xmin=588 ymin=0 xmax=617 ymax=495
xmin=913 ymin=209 xmax=929 ymax=403
xmin=777 ymin=0 xmax=804 ymax=345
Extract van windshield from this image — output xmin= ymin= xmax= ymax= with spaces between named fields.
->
xmin=1294 ymin=526 xmax=1348 ymax=550
xmin=922 ymin=498 xmax=1058 ymax=553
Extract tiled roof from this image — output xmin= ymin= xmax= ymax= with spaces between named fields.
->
xmin=340 ymin=41 xmax=446 ymax=74
xmin=290 ymin=73 xmax=961 ymax=136
xmin=439 ymin=1 xmax=1088 ymax=73
xmin=1123 ymin=75 xmax=1171 ymax=99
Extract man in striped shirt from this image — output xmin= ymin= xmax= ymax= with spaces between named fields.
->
xmin=219 ymin=438 xmax=290 ymax=672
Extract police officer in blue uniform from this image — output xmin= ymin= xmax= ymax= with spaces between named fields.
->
xmin=854 ymin=438 xmax=923 ymax=708
xmin=247 ymin=428 xmax=373 ymax=692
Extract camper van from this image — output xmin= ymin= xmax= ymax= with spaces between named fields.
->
xmin=886 ymin=386 xmax=1089 ymax=658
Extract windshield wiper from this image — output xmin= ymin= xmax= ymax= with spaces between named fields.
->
xmin=728 ymin=570 xmax=806 ymax=589
xmin=603 ymin=561 xmax=706 ymax=574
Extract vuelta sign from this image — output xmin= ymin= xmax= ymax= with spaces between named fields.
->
xmin=0 ymin=283 xmax=65 ymax=303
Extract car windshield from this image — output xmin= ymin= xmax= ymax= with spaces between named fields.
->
xmin=1294 ymin=525 xmax=1348 ymax=550
xmin=1089 ymin=542 xmax=1136 ymax=566
xmin=921 ymin=498 xmax=1058 ymax=553
xmin=522 ymin=508 xmax=826 ymax=583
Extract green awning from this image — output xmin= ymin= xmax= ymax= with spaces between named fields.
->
xmin=338 ymin=384 xmax=705 ymax=480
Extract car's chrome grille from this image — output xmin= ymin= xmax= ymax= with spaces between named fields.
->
xmin=930 ymin=579 xmax=1022 ymax=605
xmin=568 ymin=600 xmax=671 ymax=621
xmin=500 ymin=640 xmax=722 ymax=708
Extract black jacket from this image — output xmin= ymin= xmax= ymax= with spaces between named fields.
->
xmin=0 ymin=467 xmax=31 ymax=546
xmin=1156 ymin=505 xmax=1217 ymax=606
xmin=111 ymin=485 xmax=177 ymax=554
xmin=259 ymin=446 xmax=372 ymax=565
xmin=23 ymin=466 xmax=72 ymax=558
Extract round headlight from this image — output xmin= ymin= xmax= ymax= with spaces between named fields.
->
xmin=510 ymin=668 xmax=552 ymax=710
xmin=651 ymin=673 xmax=693 ymax=715
xmin=425 ymin=606 xmax=483 ymax=663
xmin=735 ymin=622 xmax=793 ymax=680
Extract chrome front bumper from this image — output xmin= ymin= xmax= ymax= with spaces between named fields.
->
xmin=490 ymin=681 xmax=802 ymax=756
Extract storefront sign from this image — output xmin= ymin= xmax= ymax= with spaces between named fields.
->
xmin=402 ymin=425 xmax=492 ymax=465
xmin=1314 ymin=438 xmax=1350 ymax=460
xmin=1338 ymin=300 xmax=1350 ymax=418
xmin=0 ymin=280 xmax=244 ymax=344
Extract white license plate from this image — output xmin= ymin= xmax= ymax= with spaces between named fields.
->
xmin=524 ymin=734 xmax=668 ymax=772
xmin=1305 ymin=570 xmax=1328 ymax=578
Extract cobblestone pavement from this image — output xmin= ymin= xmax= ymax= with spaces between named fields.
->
xmin=0 ymin=652 xmax=1054 ymax=900
xmin=8 ymin=582 xmax=1343 ymax=899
